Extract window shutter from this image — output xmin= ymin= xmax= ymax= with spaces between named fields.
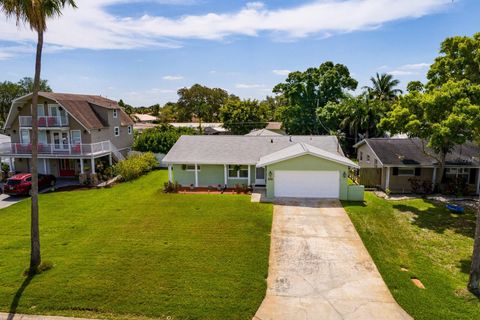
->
xmin=392 ymin=167 xmax=398 ymax=176
xmin=469 ymin=168 xmax=477 ymax=184
xmin=415 ymin=168 xmax=421 ymax=176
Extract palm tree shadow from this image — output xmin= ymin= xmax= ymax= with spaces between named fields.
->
xmin=7 ymin=274 xmax=35 ymax=320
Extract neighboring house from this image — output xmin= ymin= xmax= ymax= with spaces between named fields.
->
xmin=245 ymin=128 xmax=284 ymax=136
xmin=354 ymin=138 xmax=480 ymax=194
xmin=0 ymin=92 xmax=134 ymax=183
xmin=265 ymin=122 xmax=285 ymax=135
xmin=133 ymin=113 xmax=158 ymax=123
xmin=163 ymin=135 xmax=363 ymax=200
xmin=169 ymin=122 xmax=229 ymax=135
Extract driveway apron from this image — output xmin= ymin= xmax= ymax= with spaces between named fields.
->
xmin=254 ymin=199 xmax=411 ymax=320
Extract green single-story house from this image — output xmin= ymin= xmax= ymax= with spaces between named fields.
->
xmin=163 ymin=135 xmax=363 ymax=201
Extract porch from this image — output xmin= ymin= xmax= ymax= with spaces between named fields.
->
xmin=167 ymin=164 xmax=267 ymax=188
xmin=0 ymin=141 xmax=112 ymax=157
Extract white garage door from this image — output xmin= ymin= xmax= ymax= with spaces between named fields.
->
xmin=274 ymin=170 xmax=340 ymax=198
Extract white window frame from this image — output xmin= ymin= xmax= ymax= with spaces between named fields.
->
xmin=113 ymin=109 xmax=118 ymax=118
xmin=366 ymin=154 xmax=370 ymax=163
xmin=37 ymin=104 xmax=45 ymax=116
xmin=70 ymin=130 xmax=82 ymax=145
xmin=446 ymin=167 xmax=470 ymax=179
xmin=20 ymin=129 xmax=30 ymax=144
xmin=398 ymin=168 xmax=415 ymax=176
xmin=128 ymin=125 xmax=132 ymax=135
xmin=185 ymin=164 xmax=200 ymax=171
xmin=114 ymin=126 xmax=120 ymax=137
xmin=228 ymin=165 xmax=249 ymax=179
xmin=38 ymin=131 xmax=48 ymax=144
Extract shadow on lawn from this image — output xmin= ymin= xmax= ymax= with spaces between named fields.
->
xmin=392 ymin=201 xmax=476 ymax=239
xmin=7 ymin=274 xmax=35 ymax=320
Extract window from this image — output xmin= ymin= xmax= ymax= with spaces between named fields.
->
xmin=359 ymin=152 xmax=363 ymax=161
xmin=446 ymin=167 xmax=469 ymax=180
xmin=114 ymin=126 xmax=120 ymax=137
xmin=398 ymin=168 xmax=415 ymax=176
xmin=128 ymin=126 xmax=132 ymax=135
xmin=37 ymin=104 xmax=45 ymax=116
xmin=228 ymin=165 xmax=249 ymax=179
xmin=20 ymin=129 xmax=30 ymax=144
xmin=113 ymin=109 xmax=118 ymax=118
xmin=71 ymin=130 xmax=81 ymax=145
xmin=38 ymin=131 xmax=47 ymax=144
xmin=366 ymin=154 xmax=370 ymax=163
xmin=185 ymin=164 xmax=200 ymax=171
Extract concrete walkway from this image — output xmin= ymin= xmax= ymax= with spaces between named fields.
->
xmin=0 ymin=313 xmax=95 ymax=320
xmin=254 ymin=199 xmax=411 ymax=320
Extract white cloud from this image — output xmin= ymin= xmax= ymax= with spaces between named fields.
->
xmin=163 ymin=75 xmax=184 ymax=80
xmin=389 ymin=62 xmax=430 ymax=76
xmin=236 ymin=83 xmax=263 ymax=89
xmin=0 ymin=0 xmax=453 ymax=58
xmin=272 ymin=69 xmax=291 ymax=76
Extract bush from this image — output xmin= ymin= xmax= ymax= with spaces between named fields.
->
xmin=164 ymin=181 xmax=180 ymax=193
xmin=133 ymin=124 xmax=196 ymax=154
xmin=115 ymin=152 xmax=159 ymax=181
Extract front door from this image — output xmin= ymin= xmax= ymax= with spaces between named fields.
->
xmin=59 ymin=159 xmax=76 ymax=177
xmin=256 ymin=167 xmax=266 ymax=185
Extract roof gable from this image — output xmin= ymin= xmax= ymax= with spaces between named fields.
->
xmin=257 ymin=143 xmax=359 ymax=168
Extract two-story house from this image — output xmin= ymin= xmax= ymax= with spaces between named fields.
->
xmin=1 ymin=92 xmax=134 ymax=183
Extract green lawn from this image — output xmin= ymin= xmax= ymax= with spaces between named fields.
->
xmin=0 ymin=170 xmax=273 ymax=320
xmin=343 ymin=193 xmax=480 ymax=320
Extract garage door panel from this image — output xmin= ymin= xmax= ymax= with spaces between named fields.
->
xmin=274 ymin=170 xmax=339 ymax=198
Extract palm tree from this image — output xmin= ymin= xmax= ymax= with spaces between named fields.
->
xmin=0 ymin=0 xmax=76 ymax=274
xmin=363 ymin=73 xmax=402 ymax=101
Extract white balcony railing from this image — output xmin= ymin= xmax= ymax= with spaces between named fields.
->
xmin=0 ymin=141 xmax=111 ymax=157
xmin=19 ymin=115 xmax=69 ymax=127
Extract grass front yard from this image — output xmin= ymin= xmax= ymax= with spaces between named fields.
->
xmin=0 ymin=170 xmax=272 ymax=320
xmin=343 ymin=193 xmax=480 ymax=320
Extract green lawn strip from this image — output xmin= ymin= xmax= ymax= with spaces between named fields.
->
xmin=343 ymin=193 xmax=480 ymax=320
xmin=0 ymin=170 xmax=272 ymax=320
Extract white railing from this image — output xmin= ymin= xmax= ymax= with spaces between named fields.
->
xmin=0 ymin=141 xmax=112 ymax=157
xmin=19 ymin=115 xmax=69 ymax=127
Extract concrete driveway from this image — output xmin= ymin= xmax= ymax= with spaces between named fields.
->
xmin=254 ymin=199 xmax=411 ymax=320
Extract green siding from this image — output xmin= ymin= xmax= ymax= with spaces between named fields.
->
xmin=172 ymin=164 xmax=255 ymax=187
xmin=265 ymin=154 xmax=350 ymax=200
xmin=347 ymin=185 xmax=365 ymax=201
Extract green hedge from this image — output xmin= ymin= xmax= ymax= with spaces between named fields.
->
xmin=115 ymin=152 xmax=159 ymax=181
xmin=133 ymin=124 xmax=196 ymax=154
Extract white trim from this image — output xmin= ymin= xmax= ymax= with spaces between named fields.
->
xmin=194 ymin=163 xmax=198 ymax=187
xmin=70 ymin=130 xmax=82 ymax=145
xmin=128 ymin=125 xmax=132 ymax=135
xmin=227 ymin=164 xmax=249 ymax=179
xmin=168 ymin=165 xmax=173 ymax=182
xmin=224 ymin=164 xmax=228 ymax=185
xmin=91 ymin=157 xmax=96 ymax=174
xmin=397 ymin=167 xmax=416 ymax=176
xmin=385 ymin=167 xmax=390 ymax=190
xmin=114 ymin=126 xmax=120 ymax=137
xmin=80 ymin=158 xmax=84 ymax=174
xmin=20 ymin=129 xmax=30 ymax=144
xmin=476 ymin=169 xmax=480 ymax=195
xmin=113 ymin=109 xmax=118 ymax=118
xmin=432 ymin=167 xmax=437 ymax=188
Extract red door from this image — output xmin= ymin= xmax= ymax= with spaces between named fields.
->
xmin=59 ymin=159 xmax=76 ymax=177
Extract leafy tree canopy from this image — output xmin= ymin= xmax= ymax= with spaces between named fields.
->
xmin=177 ymin=84 xmax=238 ymax=122
xmin=427 ymin=32 xmax=480 ymax=89
xmin=133 ymin=124 xmax=196 ymax=154
xmin=220 ymin=99 xmax=268 ymax=135
xmin=273 ymin=62 xmax=357 ymax=134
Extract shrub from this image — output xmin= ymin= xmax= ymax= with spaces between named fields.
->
xmin=164 ymin=181 xmax=180 ymax=193
xmin=133 ymin=124 xmax=196 ymax=154
xmin=115 ymin=152 xmax=159 ymax=181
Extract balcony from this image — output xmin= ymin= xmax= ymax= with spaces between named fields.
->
xmin=0 ymin=141 xmax=112 ymax=158
xmin=19 ymin=115 xmax=69 ymax=128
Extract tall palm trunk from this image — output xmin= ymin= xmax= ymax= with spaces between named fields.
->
xmin=29 ymin=29 xmax=43 ymax=273
xmin=469 ymin=197 xmax=480 ymax=295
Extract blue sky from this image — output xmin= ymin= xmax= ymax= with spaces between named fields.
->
xmin=0 ymin=0 xmax=478 ymax=106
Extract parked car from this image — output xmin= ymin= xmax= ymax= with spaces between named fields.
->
xmin=3 ymin=173 xmax=56 ymax=196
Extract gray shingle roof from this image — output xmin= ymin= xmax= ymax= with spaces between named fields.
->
xmin=361 ymin=138 xmax=480 ymax=166
xmin=163 ymin=135 xmax=344 ymax=165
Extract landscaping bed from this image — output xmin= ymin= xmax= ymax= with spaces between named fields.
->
xmin=0 ymin=170 xmax=273 ymax=320
xmin=343 ymin=192 xmax=480 ymax=320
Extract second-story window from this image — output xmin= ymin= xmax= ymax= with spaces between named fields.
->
xmin=113 ymin=109 xmax=118 ymax=118
xmin=128 ymin=126 xmax=132 ymax=135
xmin=114 ymin=126 xmax=120 ymax=137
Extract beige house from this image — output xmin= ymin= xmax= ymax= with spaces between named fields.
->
xmin=354 ymin=138 xmax=480 ymax=194
xmin=1 ymin=92 xmax=134 ymax=183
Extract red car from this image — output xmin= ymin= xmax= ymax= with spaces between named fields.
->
xmin=3 ymin=173 xmax=56 ymax=196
